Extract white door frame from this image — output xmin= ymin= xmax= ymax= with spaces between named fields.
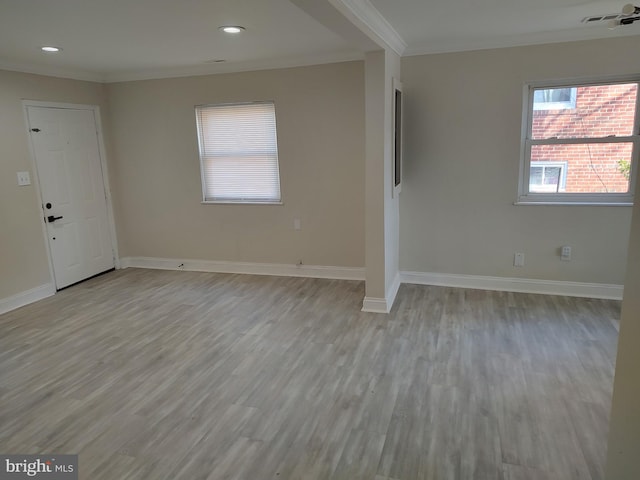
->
xmin=22 ymin=100 xmax=120 ymax=290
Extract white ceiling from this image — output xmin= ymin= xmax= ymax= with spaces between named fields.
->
xmin=371 ymin=0 xmax=640 ymax=55
xmin=0 ymin=0 xmax=639 ymax=82
xmin=0 ymin=0 xmax=361 ymax=82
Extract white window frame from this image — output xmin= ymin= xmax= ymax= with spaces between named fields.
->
xmin=195 ymin=101 xmax=282 ymax=205
xmin=518 ymin=76 xmax=640 ymax=205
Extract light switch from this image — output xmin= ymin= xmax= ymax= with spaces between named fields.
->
xmin=293 ymin=218 xmax=301 ymax=231
xmin=17 ymin=171 xmax=31 ymax=186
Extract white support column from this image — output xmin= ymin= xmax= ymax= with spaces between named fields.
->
xmin=605 ymin=165 xmax=640 ymax=479
xmin=362 ymin=49 xmax=401 ymax=313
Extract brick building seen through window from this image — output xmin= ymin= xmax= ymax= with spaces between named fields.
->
xmin=530 ymin=83 xmax=637 ymax=194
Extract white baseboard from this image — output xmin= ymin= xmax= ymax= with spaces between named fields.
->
xmin=361 ymin=272 xmax=402 ymax=313
xmin=0 ymin=267 xmax=621 ymax=318
xmin=387 ymin=272 xmax=401 ymax=308
xmin=401 ymin=271 xmax=624 ymax=300
xmin=119 ymin=256 xmax=365 ymax=281
xmin=361 ymin=296 xmax=389 ymax=313
xmin=0 ymin=283 xmax=56 ymax=315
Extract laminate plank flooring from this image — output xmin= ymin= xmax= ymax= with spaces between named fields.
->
xmin=0 ymin=269 xmax=620 ymax=479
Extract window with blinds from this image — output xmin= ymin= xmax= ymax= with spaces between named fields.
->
xmin=195 ymin=102 xmax=282 ymax=203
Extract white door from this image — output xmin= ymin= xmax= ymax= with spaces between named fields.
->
xmin=26 ymin=106 xmax=114 ymax=289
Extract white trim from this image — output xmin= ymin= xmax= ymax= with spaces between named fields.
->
xmin=361 ymin=273 xmax=401 ymax=313
xmin=401 ymin=271 xmax=624 ymax=300
xmin=329 ymin=0 xmax=407 ymax=56
xmin=103 ymin=50 xmax=363 ymax=83
xmin=361 ymin=296 xmax=389 ymax=313
xmin=527 ymin=73 xmax=640 ymax=89
xmin=403 ymin=24 xmax=640 ymax=57
xmin=22 ymin=101 xmax=120 ymax=285
xmin=23 ymin=100 xmax=100 ymax=110
xmin=201 ymin=201 xmax=284 ymax=205
xmin=0 ymin=60 xmax=103 ymax=82
xmin=195 ymin=101 xmax=282 ymax=205
xmin=0 ymin=265 xmax=620 ymax=317
xmin=514 ymin=201 xmax=633 ymax=206
xmin=386 ymin=272 xmax=401 ymax=309
xmin=92 ymin=106 xmax=121 ymax=269
xmin=0 ymin=284 xmax=55 ymax=315
xmin=0 ymin=51 xmax=364 ymax=84
xmin=518 ymin=76 xmax=640 ymax=206
xmin=119 ymin=256 xmax=365 ymax=281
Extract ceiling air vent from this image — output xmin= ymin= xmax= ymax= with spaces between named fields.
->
xmin=582 ymin=13 xmax=625 ymax=23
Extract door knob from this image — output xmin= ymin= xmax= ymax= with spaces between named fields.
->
xmin=47 ymin=215 xmax=63 ymax=223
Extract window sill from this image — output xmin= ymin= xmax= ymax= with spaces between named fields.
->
xmin=514 ymin=201 xmax=633 ymax=206
xmin=201 ymin=201 xmax=283 ymax=205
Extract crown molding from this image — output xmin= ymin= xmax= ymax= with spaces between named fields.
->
xmin=403 ymin=25 xmax=640 ymax=57
xmin=103 ymin=50 xmax=363 ymax=83
xmin=5 ymin=25 xmax=635 ymax=84
xmin=0 ymin=50 xmax=363 ymax=84
xmin=329 ymin=0 xmax=407 ymax=55
xmin=0 ymin=59 xmax=104 ymax=82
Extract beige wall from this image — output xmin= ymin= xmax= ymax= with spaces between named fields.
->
xmin=107 ymin=62 xmax=365 ymax=267
xmin=0 ymin=70 xmax=111 ymax=300
xmin=605 ymin=165 xmax=640 ymax=479
xmin=364 ymin=51 xmax=386 ymax=299
xmin=400 ymin=37 xmax=638 ymax=284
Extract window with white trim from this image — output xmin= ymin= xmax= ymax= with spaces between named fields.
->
xmin=519 ymin=80 xmax=639 ymax=204
xmin=195 ymin=101 xmax=282 ymax=204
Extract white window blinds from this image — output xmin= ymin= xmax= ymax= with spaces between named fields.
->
xmin=195 ymin=102 xmax=281 ymax=203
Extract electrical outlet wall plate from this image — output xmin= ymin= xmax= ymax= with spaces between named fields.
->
xmin=17 ymin=171 xmax=31 ymax=186
xmin=514 ymin=253 xmax=525 ymax=267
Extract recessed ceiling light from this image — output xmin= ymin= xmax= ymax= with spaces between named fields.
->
xmin=219 ymin=26 xmax=245 ymax=34
xmin=41 ymin=46 xmax=62 ymax=52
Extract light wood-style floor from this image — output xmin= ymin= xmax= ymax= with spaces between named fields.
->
xmin=0 ymin=269 xmax=620 ymax=480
